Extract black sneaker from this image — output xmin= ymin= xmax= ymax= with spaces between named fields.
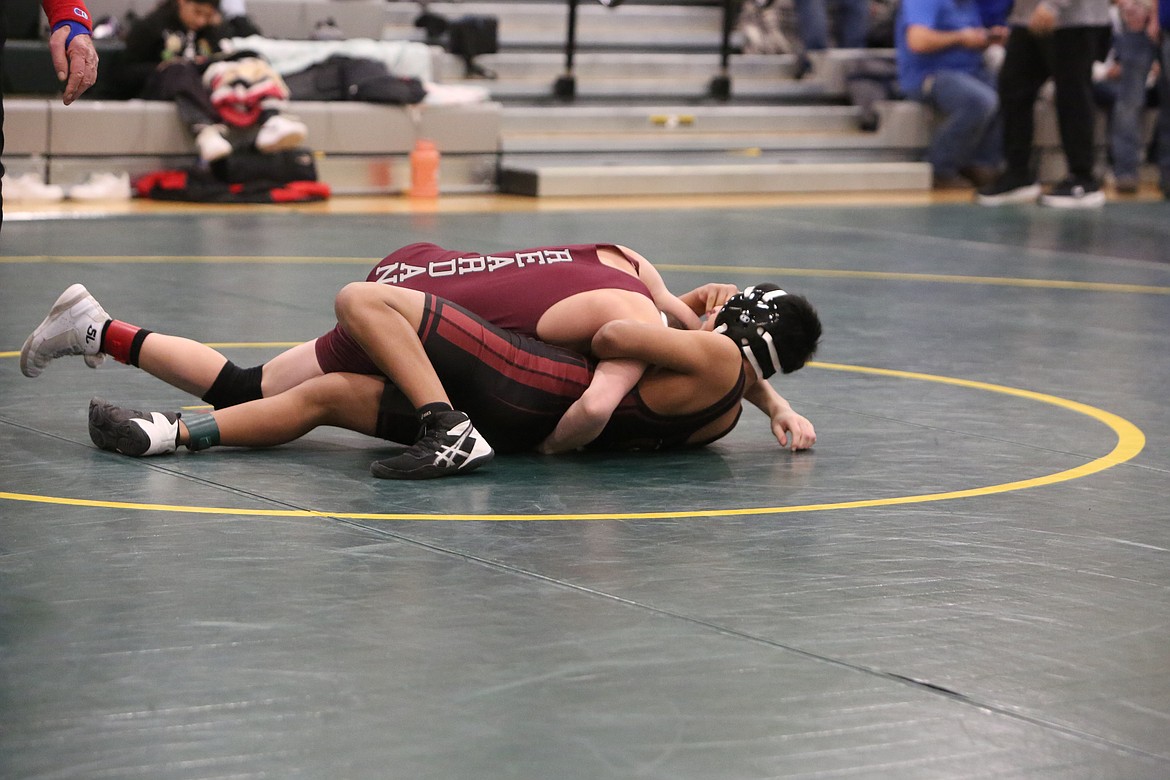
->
xmin=1040 ymin=177 xmax=1106 ymax=209
xmin=88 ymin=398 xmax=179 ymax=457
xmin=370 ymin=410 xmax=494 ymax=480
xmin=976 ymin=172 xmax=1042 ymax=206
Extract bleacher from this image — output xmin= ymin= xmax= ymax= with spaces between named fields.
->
xmin=2 ymin=0 xmax=1105 ymax=197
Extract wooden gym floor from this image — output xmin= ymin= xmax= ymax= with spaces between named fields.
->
xmin=1 ymin=192 xmax=1168 ymax=778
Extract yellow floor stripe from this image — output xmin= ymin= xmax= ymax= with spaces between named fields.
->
xmin=4 ymin=256 xmax=1166 ymax=295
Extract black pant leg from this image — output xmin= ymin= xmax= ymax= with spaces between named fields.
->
xmin=1049 ymin=26 xmax=1108 ymax=181
xmin=142 ymin=60 xmax=218 ymax=131
xmin=998 ymin=27 xmax=1051 ymax=177
xmin=1 ymin=6 xmax=9 ymax=232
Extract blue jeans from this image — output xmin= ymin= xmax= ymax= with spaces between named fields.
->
xmin=1159 ymin=35 xmax=1170 ymax=192
xmin=793 ymin=0 xmax=870 ymax=50
xmin=1110 ymin=30 xmax=1157 ymax=179
xmin=912 ymin=69 xmax=1002 ymax=178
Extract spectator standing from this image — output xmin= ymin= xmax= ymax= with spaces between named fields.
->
xmin=1 ymin=0 xmax=98 ymax=231
xmin=977 ymin=0 xmax=1112 ymax=207
xmin=897 ymin=0 xmax=1008 ymax=188
xmin=1155 ymin=0 xmax=1170 ymax=197
xmin=1096 ymin=0 xmax=1159 ymax=193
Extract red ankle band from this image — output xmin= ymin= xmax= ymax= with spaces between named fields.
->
xmin=103 ymin=320 xmax=141 ymax=365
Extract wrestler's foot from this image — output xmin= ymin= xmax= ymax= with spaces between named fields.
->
xmin=88 ymin=398 xmax=179 ymax=457
xmin=21 ymin=284 xmax=109 ymax=377
xmin=370 ymin=410 xmax=494 ymax=480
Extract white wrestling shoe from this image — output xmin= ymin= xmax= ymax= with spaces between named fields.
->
xmin=20 ymin=284 xmax=109 ymax=378
xmin=88 ymin=398 xmax=179 ymax=457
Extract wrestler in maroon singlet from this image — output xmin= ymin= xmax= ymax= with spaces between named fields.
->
xmin=316 ymin=243 xmax=654 ymax=375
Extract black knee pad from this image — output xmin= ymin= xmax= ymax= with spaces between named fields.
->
xmin=202 ymin=362 xmax=264 ymax=410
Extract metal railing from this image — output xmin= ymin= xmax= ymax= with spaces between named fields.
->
xmin=553 ymin=0 xmax=739 ymax=100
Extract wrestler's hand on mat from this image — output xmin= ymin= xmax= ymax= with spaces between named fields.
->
xmin=772 ymin=409 xmax=816 ymax=452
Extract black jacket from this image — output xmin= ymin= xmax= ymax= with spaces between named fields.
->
xmin=119 ymin=1 xmax=226 ymax=96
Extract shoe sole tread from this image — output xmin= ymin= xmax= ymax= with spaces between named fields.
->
xmin=88 ymin=399 xmax=152 ymax=456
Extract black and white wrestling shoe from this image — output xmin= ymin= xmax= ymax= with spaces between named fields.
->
xmin=88 ymin=398 xmax=180 ymax=457
xmin=370 ymin=409 xmax=493 ymax=480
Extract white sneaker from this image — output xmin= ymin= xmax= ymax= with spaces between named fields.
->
xmin=2 ymin=172 xmax=65 ymax=202
xmin=20 ymin=284 xmax=110 ymax=378
xmin=69 ymin=172 xmax=132 ymax=201
xmin=196 ymin=124 xmax=233 ymax=162
xmin=255 ymin=114 xmax=307 ymax=153
xmin=89 ymin=398 xmax=179 ymax=457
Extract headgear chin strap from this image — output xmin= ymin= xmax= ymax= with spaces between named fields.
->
xmin=713 ymin=284 xmax=789 ymax=379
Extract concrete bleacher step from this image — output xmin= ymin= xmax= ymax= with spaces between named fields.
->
xmin=496 ymin=100 xmax=932 ymax=197
xmin=434 ymin=48 xmax=890 ymax=104
xmin=498 ymin=104 xmax=889 ymax=154
xmin=497 ymin=156 xmax=932 ymax=196
xmin=436 ymin=52 xmax=829 ymax=102
xmin=382 ymin=1 xmax=730 ymax=51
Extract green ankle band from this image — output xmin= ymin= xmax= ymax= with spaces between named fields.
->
xmin=183 ymin=412 xmax=221 ymax=451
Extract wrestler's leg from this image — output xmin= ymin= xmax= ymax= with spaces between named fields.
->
xmin=21 ymin=283 xmax=322 ymax=405
xmin=134 ymin=333 xmax=232 ymax=397
xmin=179 ymin=372 xmax=383 ymax=448
xmin=333 ymin=283 xmax=449 ymax=409
xmin=333 ymin=282 xmax=494 ymax=479
xmin=121 ymin=331 xmax=323 ymax=408
xmin=88 ymin=372 xmax=384 ymax=456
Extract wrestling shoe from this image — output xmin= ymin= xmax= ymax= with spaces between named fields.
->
xmin=20 ymin=284 xmax=109 ymax=378
xmin=370 ymin=410 xmax=494 ymax=480
xmin=88 ymin=398 xmax=179 ymax=457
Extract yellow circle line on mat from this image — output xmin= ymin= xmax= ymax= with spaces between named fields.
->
xmin=0 ymin=360 xmax=1146 ymax=521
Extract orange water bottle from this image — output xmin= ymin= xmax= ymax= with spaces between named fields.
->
xmin=409 ymin=139 xmax=440 ymax=198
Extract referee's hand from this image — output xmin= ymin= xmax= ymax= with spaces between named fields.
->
xmin=50 ymin=28 xmax=99 ymax=105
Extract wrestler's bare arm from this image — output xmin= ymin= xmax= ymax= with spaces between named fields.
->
xmin=537 ymin=358 xmax=644 ymax=454
xmin=540 ymin=322 xmax=738 ymax=453
xmin=592 ymin=319 xmax=739 ymax=379
xmin=616 ymin=246 xmax=702 ymax=330
xmin=742 ymin=379 xmax=816 ymax=452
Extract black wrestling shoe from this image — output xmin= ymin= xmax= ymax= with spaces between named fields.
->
xmin=88 ymin=398 xmax=179 ymax=457
xmin=370 ymin=410 xmax=494 ymax=480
